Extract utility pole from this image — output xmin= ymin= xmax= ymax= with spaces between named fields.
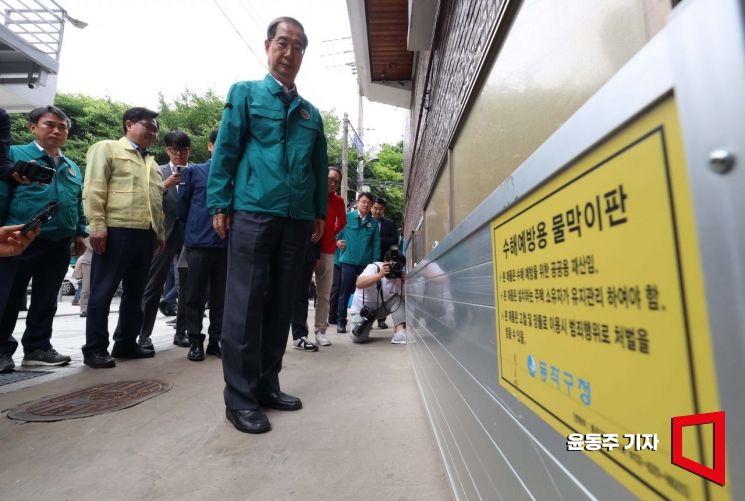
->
xmin=341 ymin=112 xmax=349 ymax=206
xmin=357 ymin=90 xmax=365 ymax=191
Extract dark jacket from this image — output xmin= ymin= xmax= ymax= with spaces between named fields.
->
xmin=378 ymin=216 xmax=397 ymax=257
xmin=160 ymin=163 xmax=185 ymax=246
xmin=208 ymin=74 xmax=329 ymax=221
xmin=177 ymin=160 xmax=227 ymax=249
xmin=0 ymin=108 xmax=11 ymax=182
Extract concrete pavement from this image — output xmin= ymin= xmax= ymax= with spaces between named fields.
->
xmin=0 ymin=296 xmax=450 ymax=500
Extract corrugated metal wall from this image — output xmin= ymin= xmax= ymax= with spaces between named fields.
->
xmin=407 ymin=225 xmax=634 ymax=499
xmin=402 ymin=0 xmax=745 ymax=498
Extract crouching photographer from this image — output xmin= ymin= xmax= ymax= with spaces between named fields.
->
xmin=349 ymin=247 xmax=408 ymax=344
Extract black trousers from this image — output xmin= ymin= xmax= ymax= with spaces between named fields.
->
xmin=83 ymin=228 xmax=154 ymax=355
xmin=337 ymin=263 xmax=366 ymax=326
xmin=0 ymin=237 xmax=70 ymax=356
xmin=222 ymin=212 xmax=311 ymax=410
xmin=327 ymin=264 xmax=341 ymax=323
xmin=140 ymin=234 xmax=181 ymax=338
xmin=184 ymin=247 xmax=227 ymax=343
xmin=175 ymin=266 xmax=188 ymax=336
xmin=290 ymin=258 xmax=316 ymax=340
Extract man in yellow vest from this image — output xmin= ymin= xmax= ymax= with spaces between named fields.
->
xmin=82 ymin=107 xmax=165 ymax=369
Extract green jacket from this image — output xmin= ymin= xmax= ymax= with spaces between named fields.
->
xmin=0 ymin=141 xmax=86 ymax=241
xmin=338 ymin=210 xmax=381 ymax=266
xmin=208 ymin=74 xmax=328 ymax=221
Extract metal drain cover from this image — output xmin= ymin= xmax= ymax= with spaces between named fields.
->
xmin=6 ymin=380 xmax=172 ymax=422
xmin=0 ymin=370 xmax=52 ymax=387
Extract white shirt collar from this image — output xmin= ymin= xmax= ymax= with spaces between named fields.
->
xmin=271 ymin=74 xmax=297 ymax=94
xmin=34 ymin=141 xmax=63 ymax=166
xmin=129 ymin=139 xmax=153 ymax=151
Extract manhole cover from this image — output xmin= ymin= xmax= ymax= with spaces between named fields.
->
xmin=6 ymin=380 xmax=172 ymax=422
xmin=0 ymin=370 xmax=52 ymax=387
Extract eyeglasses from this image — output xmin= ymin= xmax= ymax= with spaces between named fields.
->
xmin=167 ymin=146 xmax=190 ymax=154
xmin=269 ymin=37 xmax=305 ymax=56
xmin=136 ymin=121 xmax=159 ymax=133
xmin=328 ymin=178 xmax=340 ymax=185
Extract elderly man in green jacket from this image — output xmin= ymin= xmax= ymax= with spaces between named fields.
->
xmin=0 ymin=106 xmax=85 ymax=373
xmin=208 ymin=16 xmax=328 ymax=434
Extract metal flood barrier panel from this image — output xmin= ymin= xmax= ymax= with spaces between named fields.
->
xmin=405 ymin=0 xmax=745 ymax=499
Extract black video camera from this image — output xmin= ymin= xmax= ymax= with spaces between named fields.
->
xmin=10 ymin=160 xmax=55 ymax=184
xmin=385 ymin=247 xmax=405 ymax=279
xmin=20 ymin=201 xmax=60 ymax=234
xmin=352 ymin=304 xmax=379 ymax=338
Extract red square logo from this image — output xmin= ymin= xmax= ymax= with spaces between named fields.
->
xmin=671 ymin=411 xmax=725 ymax=486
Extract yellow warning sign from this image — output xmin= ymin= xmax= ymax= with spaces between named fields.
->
xmin=490 ymin=97 xmax=727 ymax=500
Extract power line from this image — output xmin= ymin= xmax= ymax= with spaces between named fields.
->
xmin=321 ymin=50 xmax=353 ymax=57
xmin=237 ymin=0 xmax=265 ymax=34
xmin=321 ymin=36 xmax=352 ymax=42
xmin=213 ymin=0 xmax=267 ymax=71
xmin=324 ymin=62 xmax=357 ymax=74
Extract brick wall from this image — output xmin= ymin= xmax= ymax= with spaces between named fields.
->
xmin=404 ymin=0 xmax=507 ymax=234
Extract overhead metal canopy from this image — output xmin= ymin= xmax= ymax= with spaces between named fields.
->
xmin=0 ymin=0 xmax=72 ymax=111
xmin=347 ymin=0 xmax=413 ymax=108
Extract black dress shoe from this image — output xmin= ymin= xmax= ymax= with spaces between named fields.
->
xmin=206 ymin=341 xmax=221 ymax=359
xmin=377 ymin=320 xmax=389 ymax=329
xmin=83 ymin=351 xmax=116 ymax=368
xmin=258 ymin=391 xmax=302 ymax=411
xmin=111 ymin=343 xmax=155 ymax=359
xmin=137 ymin=335 xmax=154 ymax=351
xmin=0 ymin=354 xmax=15 ymax=373
xmin=226 ymin=408 xmax=271 ymax=434
xmin=158 ymin=300 xmax=177 ymax=317
xmin=337 ymin=324 xmax=347 ymax=334
xmin=173 ymin=332 xmax=190 ymax=347
xmin=187 ymin=342 xmax=205 ymax=361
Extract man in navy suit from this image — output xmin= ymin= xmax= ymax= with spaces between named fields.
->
xmin=138 ymin=131 xmax=192 ymax=350
xmin=177 ymin=130 xmax=227 ymax=362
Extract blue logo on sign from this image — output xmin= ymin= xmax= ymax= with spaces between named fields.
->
xmin=527 ymin=355 xmax=536 ymax=377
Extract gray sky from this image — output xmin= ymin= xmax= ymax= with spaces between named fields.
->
xmin=55 ymin=0 xmax=407 ymax=150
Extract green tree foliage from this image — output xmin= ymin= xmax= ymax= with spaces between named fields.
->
xmin=155 ymin=90 xmax=224 ymax=164
xmin=322 ymin=110 xmax=342 ymax=166
xmin=343 ymin=141 xmax=404 ymax=230
xmin=364 ymin=141 xmax=404 ymax=230
xmin=322 ymin=110 xmax=362 ymax=169
xmin=8 ymin=111 xmax=33 ymax=145
xmin=318 ymin=111 xmax=404 ymax=228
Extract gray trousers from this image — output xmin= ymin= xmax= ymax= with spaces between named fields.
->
xmin=222 ymin=212 xmax=312 ymax=410
xmin=79 ymin=263 xmax=91 ymax=313
xmin=140 ymin=235 xmax=181 ymax=338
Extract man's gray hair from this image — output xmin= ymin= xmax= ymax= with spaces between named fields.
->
xmin=267 ymin=16 xmax=308 ymax=49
